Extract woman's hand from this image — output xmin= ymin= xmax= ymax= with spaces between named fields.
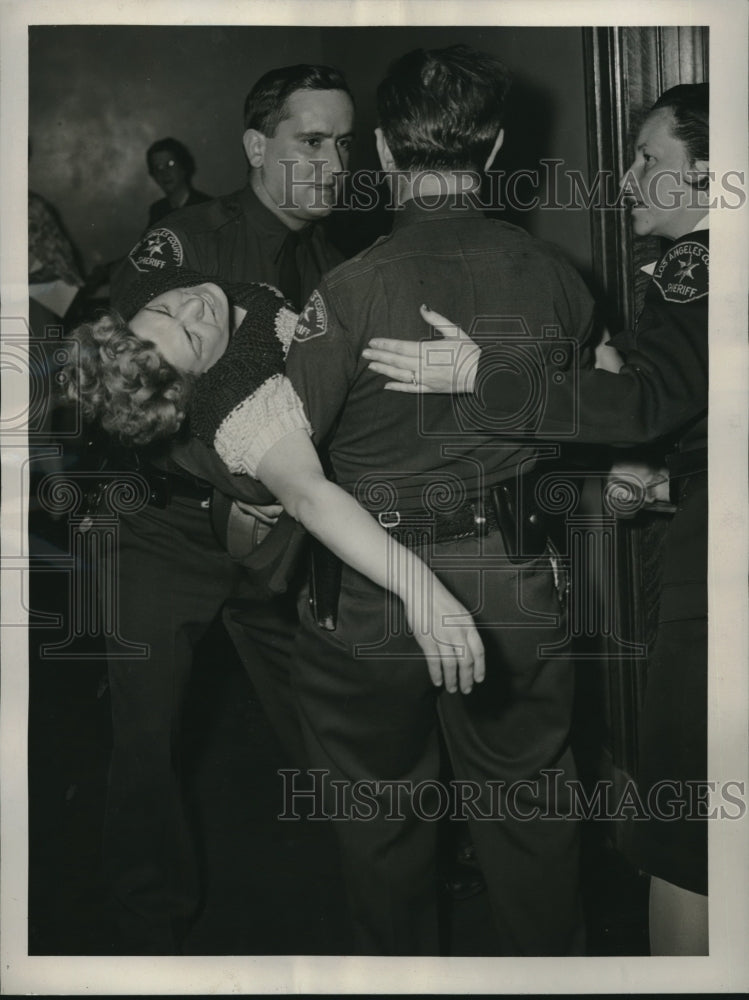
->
xmin=362 ymin=305 xmax=481 ymax=394
xmin=401 ymin=571 xmax=485 ymax=695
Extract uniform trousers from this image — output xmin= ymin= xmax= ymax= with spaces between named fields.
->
xmin=290 ymin=528 xmax=584 ymax=956
xmin=103 ymin=494 xmax=304 ymax=951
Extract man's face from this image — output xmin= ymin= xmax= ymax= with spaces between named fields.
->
xmin=248 ymin=88 xmax=355 ymax=226
xmin=621 ymin=108 xmax=706 ymax=241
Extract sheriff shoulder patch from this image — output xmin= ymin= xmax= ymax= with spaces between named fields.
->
xmin=128 ymin=228 xmax=184 ymax=273
xmin=293 ymin=289 xmax=328 ymax=342
xmin=653 ymin=239 xmax=709 ymax=304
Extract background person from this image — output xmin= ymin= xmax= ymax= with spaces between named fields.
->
xmin=29 ymin=189 xmax=85 ymax=292
xmin=75 ymin=138 xmax=213 ymax=296
xmin=145 ymin=137 xmax=212 ymax=227
xmin=364 ymin=82 xmax=710 ymax=956
xmin=27 ymin=185 xmax=86 ymax=475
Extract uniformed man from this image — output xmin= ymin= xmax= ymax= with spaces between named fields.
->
xmin=282 ymin=45 xmax=593 ymax=956
xmin=363 ymin=83 xmax=711 ymax=956
xmin=105 ymin=64 xmax=355 ymax=954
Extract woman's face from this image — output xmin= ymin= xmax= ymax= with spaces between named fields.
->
xmin=622 ymin=107 xmax=708 ymax=241
xmin=129 ymin=282 xmax=230 ymax=374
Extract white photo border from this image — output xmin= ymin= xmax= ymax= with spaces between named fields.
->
xmin=1 ymin=0 xmax=747 ymax=994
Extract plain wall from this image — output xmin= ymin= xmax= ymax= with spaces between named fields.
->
xmin=29 ymin=26 xmax=327 ymax=269
xmin=29 ymin=25 xmax=593 ymax=274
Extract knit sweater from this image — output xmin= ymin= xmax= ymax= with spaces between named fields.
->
xmin=187 ymin=282 xmax=312 ymax=477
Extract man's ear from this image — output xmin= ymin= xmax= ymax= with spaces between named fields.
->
xmin=484 ymin=128 xmax=505 ymax=171
xmin=375 ymin=127 xmax=396 ymax=171
xmin=242 ymin=128 xmax=266 ymax=169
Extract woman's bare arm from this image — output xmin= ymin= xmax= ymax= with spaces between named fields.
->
xmin=256 ymin=429 xmax=485 ymax=694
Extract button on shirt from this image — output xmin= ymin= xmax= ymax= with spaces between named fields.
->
xmin=286 ymin=197 xmax=596 ymax=510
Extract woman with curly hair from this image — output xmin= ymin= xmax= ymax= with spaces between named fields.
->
xmin=64 ymin=314 xmax=195 ymax=445
xmin=63 ymin=268 xmax=484 ymax=691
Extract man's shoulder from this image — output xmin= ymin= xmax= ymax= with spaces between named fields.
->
xmin=187 ymin=188 xmax=213 ymax=206
xmin=159 ymin=187 xmax=248 ymax=236
xmin=320 ymin=234 xmax=393 ymax=289
xmin=323 ymin=215 xmax=578 ymax=281
xmin=478 ymin=217 xmax=574 ymax=262
xmin=117 ymin=188 xmax=254 ymax=281
xmin=486 ymin=221 xmax=591 ymax=289
xmin=148 ymin=196 xmax=169 ymax=217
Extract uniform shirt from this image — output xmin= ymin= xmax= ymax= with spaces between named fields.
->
xmin=112 ymin=183 xmax=342 ymax=313
xmin=286 ymin=196 xmax=596 ymax=511
xmin=147 ymin=187 xmax=213 ymax=228
xmin=475 ymin=229 xmax=709 ymax=453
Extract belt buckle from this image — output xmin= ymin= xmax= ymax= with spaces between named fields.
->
xmin=471 ymin=498 xmax=488 ymax=537
xmin=378 ymin=510 xmax=401 ymax=529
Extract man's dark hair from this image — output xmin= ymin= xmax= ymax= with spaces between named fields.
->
xmin=243 ymin=64 xmax=353 ymax=135
xmin=376 ymin=45 xmax=511 ymax=172
xmin=146 ymin=137 xmax=196 ymax=179
xmin=651 ymin=83 xmax=709 ymax=164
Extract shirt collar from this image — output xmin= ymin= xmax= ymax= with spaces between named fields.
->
xmin=390 ymin=194 xmax=486 ymax=232
xmin=236 ymin=183 xmax=317 ymax=261
xmin=236 ymin=183 xmax=315 ymax=240
xmin=640 ymin=213 xmax=710 ymax=274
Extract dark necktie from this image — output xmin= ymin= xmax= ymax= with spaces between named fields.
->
xmin=277 ymin=230 xmax=302 ymax=311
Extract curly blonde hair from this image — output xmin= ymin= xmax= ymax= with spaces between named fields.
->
xmin=60 ymin=311 xmax=195 ymax=446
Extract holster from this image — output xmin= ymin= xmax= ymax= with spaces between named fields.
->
xmin=305 ymin=473 xmax=550 ymax=631
xmin=308 ymin=538 xmax=343 ymax=631
xmin=489 ymin=477 xmax=548 ymax=564
xmin=210 ymin=496 xmax=308 ymax=597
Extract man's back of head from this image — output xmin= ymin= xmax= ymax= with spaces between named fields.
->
xmin=376 ymin=45 xmax=510 ymax=174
